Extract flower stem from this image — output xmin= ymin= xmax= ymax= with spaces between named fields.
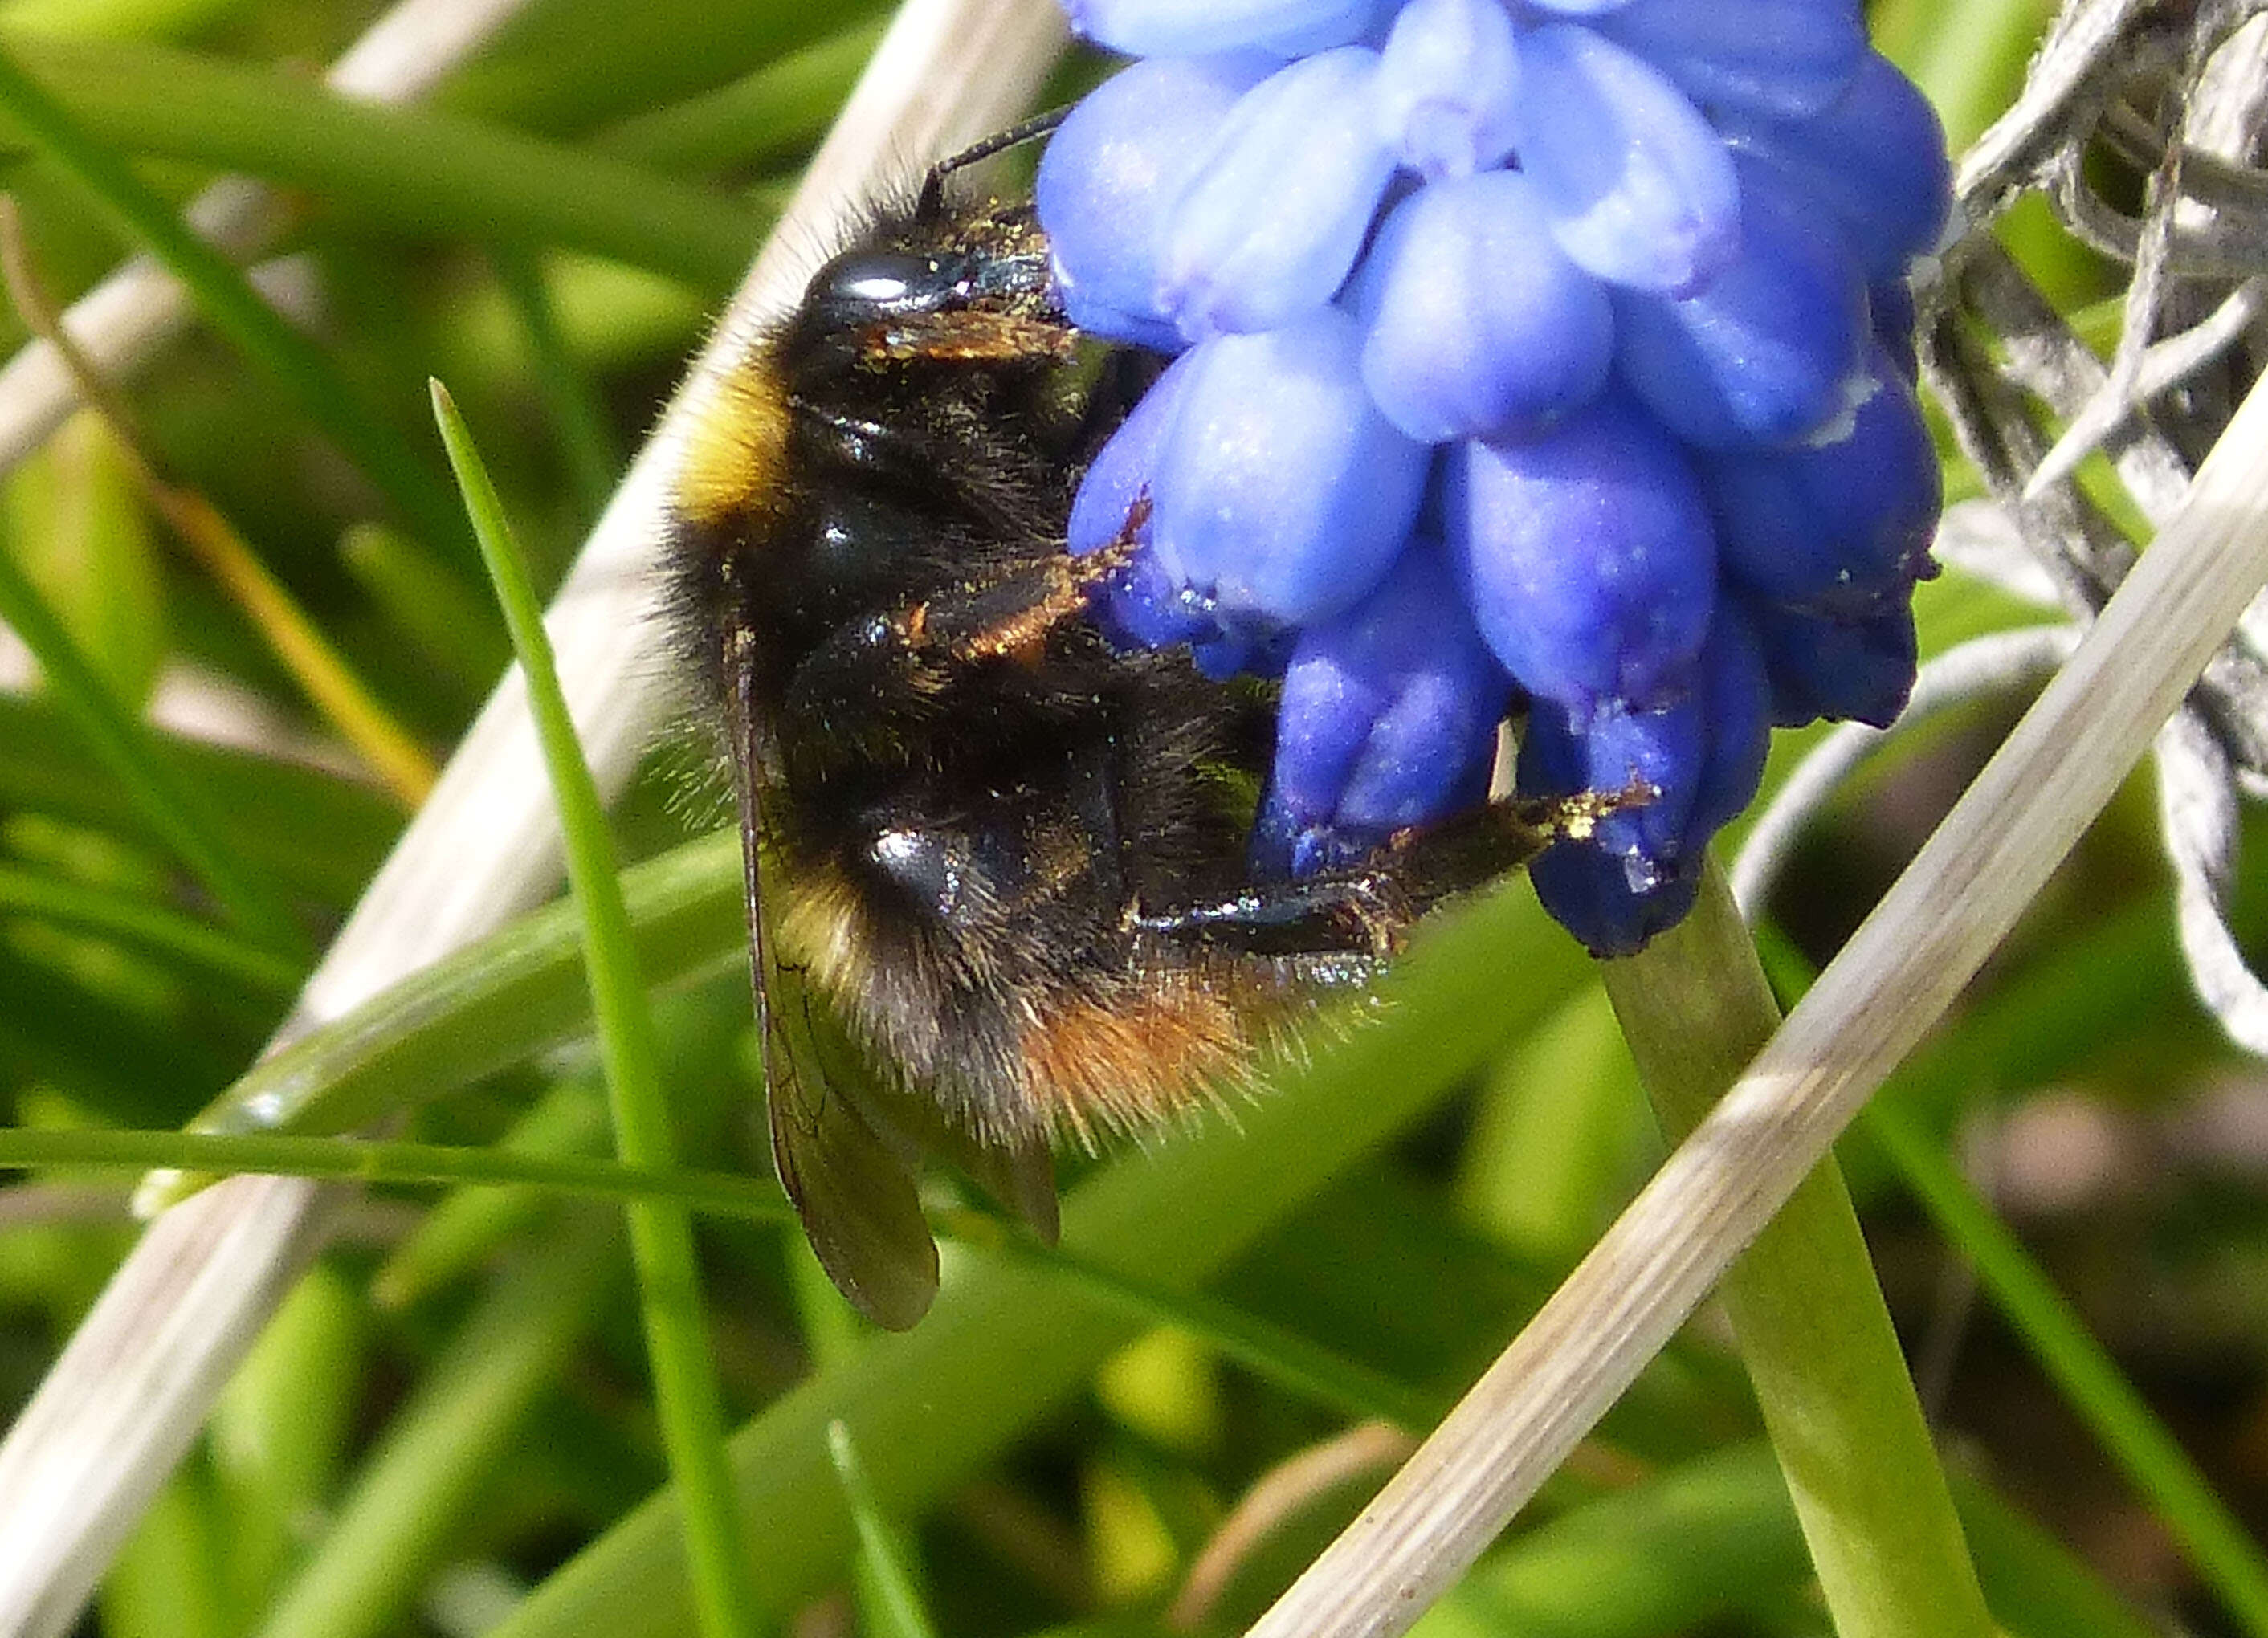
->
xmin=1597 ymin=855 xmax=1993 ymax=1638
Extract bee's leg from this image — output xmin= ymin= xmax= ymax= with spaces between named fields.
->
xmin=1130 ymin=875 xmax=1412 ymax=960
xmin=1132 ymin=784 xmax=1641 ymax=960
xmin=787 ymin=499 xmax=1148 ymax=724
xmin=921 ymin=503 xmax=1144 ymax=664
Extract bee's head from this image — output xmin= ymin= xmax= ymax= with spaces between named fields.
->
xmin=779 ymin=207 xmax=1065 ymax=385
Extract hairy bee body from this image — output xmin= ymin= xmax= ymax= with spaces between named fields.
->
xmin=665 ymin=189 xmax=1573 ymax=1326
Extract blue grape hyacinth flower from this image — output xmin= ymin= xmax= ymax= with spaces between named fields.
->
xmin=1038 ymin=0 xmax=1950 ymax=956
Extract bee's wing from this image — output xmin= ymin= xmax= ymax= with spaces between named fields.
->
xmin=764 ymin=974 xmax=940 ymax=1329
xmin=860 ymin=1071 xmax=1059 ymax=1245
xmin=945 ymin=1130 xmax=1059 ymax=1246
xmin=727 ymin=666 xmax=938 ymax=1330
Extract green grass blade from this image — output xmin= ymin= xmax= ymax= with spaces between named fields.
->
xmin=1439 ymin=1444 xmax=1811 ymax=1637
xmin=369 ymin=1080 xmax=612 ymax=1310
xmin=590 ymin=18 xmax=885 ymax=175
xmin=827 ymin=1420 xmax=940 ymax=1638
xmin=974 ymin=1224 xmax=1446 ymax=1433
xmin=210 ymin=1268 xmax=365 ymax=1620
xmin=251 ymin=1212 xmax=624 ymax=1638
xmin=0 ymin=1123 xmax=793 ymax=1223
xmin=100 ymin=1469 xmax=233 ymax=1638
xmin=0 ymin=35 xmax=467 ymax=556
xmin=479 ymin=882 xmax=1599 ymax=1638
xmin=337 ymin=522 xmax=512 ymax=701
xmin=0 ymin=691 xmax=402 ymax=906
xmin=1951 ymin=1476 xmax=2161 ymax=1638
xmin=0 ymin=536 xmax=303 ymax=953
xmin=0 ymin=861 xmax=300 ymax=993
xmin=491 ymin=248 xmax=618 ymax=526
xmin=432 ymin=379 xmax=757 ymax=1638
xmin=1865 ymin=1098 xmax=2268 ymax=1635
xmin=0 ymin=33 xmax=765 ymax=287
xmin=151 ymin=829 xmax=740 ymax=1153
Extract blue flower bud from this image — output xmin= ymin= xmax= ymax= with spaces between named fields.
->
xmin=1519 ymin=601 xmax=1769 ymax=955
xmin=1374 ymin=0 xmax=1521 ymax=178
xmin=1151 ymin=308 xmax=1431 ymax=630
xmin=1870 ymin=276 xmax=1919 ymax=380
xmin=1447 ymin=390 xmax=1716 ymax=715
xmin=1689 ymin=602 xmax=1774 ymax=842
xmin=1613 ymin=158 xmax=1869 ymax=450
xmin=1720 ymin=51 xmax=1952 ymax=283
xmin=1592 ymin=0 xmax=1866 ymax=121
xmin=1194 ymin=625 xmax=1295 ymax=682
xmin=1069 ymin=351 xmax=1214 ymax=650
xmin=1070 ymin=356 xmax=1311 ymax=680
xmin=1704 ymin=349 xmax=1940 ymax=617
xmin=1518 ymin=23 xmax=1740 ymax=296
xmin=1252 ymin=540 xmax=1511 ymax=877
xmin=1747 ymin=597 xmax=1917 ymax=727
xmin=1064 ymin=0 xmax=1376 ymax=58
xmin=1038 ymin=53 xmax=1272 ymax=348
xmin=1352 ymin=170 xmax=1615 ymax=443
xmin=1161 ymin=47 xmax=1399 ymax=337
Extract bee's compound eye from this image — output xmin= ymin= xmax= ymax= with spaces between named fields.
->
xmin=810 ymin=251 xmax=960 ymax=320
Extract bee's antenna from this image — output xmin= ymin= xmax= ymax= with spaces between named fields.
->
xmin=916 ymin=106 xmax=1071 ymax=219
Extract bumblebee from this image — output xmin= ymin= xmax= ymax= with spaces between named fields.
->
xmin=664 ymin=136 xmax=1592 ymax=1328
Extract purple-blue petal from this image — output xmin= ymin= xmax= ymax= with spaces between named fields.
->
xmin=1613 ymin=158 xmax=1870 ymax=450
xmin=1519 ymin=689 xmax=1706 ymax=956
xmin=1447 ymin=391 xmax=1717 ymax=715
xmin=1038 ymin=54 xmax=1273 ymax=348
xmin=1373 ymin=0 xmax=1521 ymax=177
xmin=1255 ymin=540 xmax=1511 ymax=875
xmin=1870 ymin=276 xmax=1919 ymax=380
xmin=1352 ymin=169 xmax=1615 ymax=442
xmin=1069 ymin=351 xmax=1214 ymax=650
xmin=1526 ymin=830 xmax=1703 ymax=957
xmin=1703 ymin=349 xmax=1941 ymax=617
xmin=1518 ymin=601 xmax=1770 ymax=955
xmin=1150 ymin=308 xmax=1431 ymax=629
xmin=1719 ymin=51 xmax=1952 ymax=283
xmin=1592 ymin=0 xmax=1866 ymax=121
xmin=1064 ymin=0 xmax=1376 ymax=57
xmin=1748 ymin=597 xmax=1919 ymax=728
xmin=1519 ymin=23 xmax=1740 ymax=296
xmin=1160 ymin=47 xmax=1399 ymax=337
xmin=1687 ymin=597 xmax=1773 ymax=838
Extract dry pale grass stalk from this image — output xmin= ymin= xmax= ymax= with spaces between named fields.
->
xmin=0 ymin=5 xmax=1067 ymax=1634
xmin=1247 ymin=368 xmax=2268 ymax=1637
xmin=1169 ymin=1423 xmax=1418 ymax=1632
